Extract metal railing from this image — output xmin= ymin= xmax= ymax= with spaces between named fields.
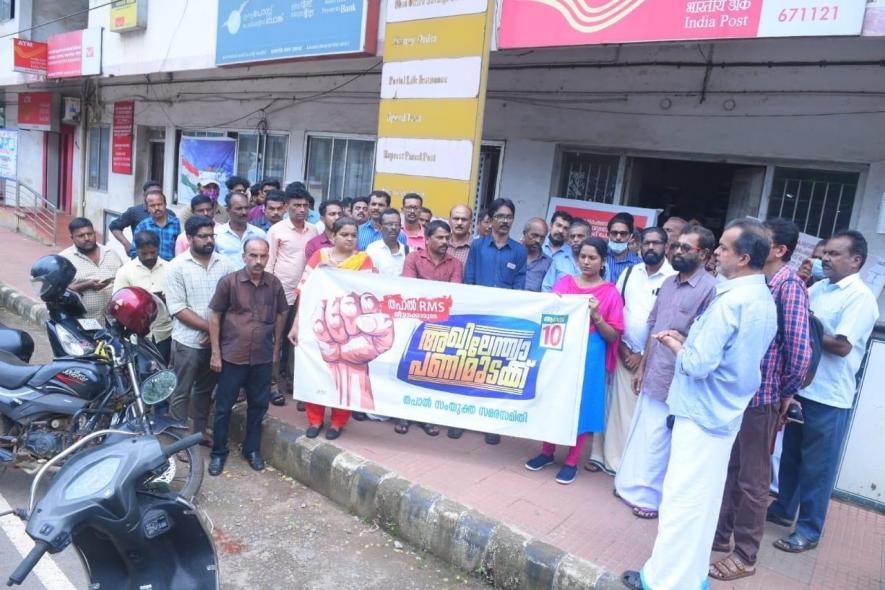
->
xmin=2 ymin=179 xmax=59 ymax=246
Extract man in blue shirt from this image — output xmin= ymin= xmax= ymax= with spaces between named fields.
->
xmin=464 ymin=198 xmax=527 ymax=290
xmin=623 ymin=218 xmax=777 ymax=590
xmin=606 ymin=212 xmax=642 ymax=284
xmin=540 ymin=211 xmax=574 ymax=292
xmin=357 ymin=190 xmax=406 ymax=250
xmin=542 ymin=218 xmax=589 ymax=292
xmin=130 ymin=190 xmax=180 ymax=261
xmin=215 ymin=192 xmax=267 ymax=269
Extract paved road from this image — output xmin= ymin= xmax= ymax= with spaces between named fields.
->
xmin=0 ymin=307 xmax=485 ymax=589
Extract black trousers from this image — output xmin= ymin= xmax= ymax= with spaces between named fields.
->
xmin=211 ymin=361 xmax=271 ymax=460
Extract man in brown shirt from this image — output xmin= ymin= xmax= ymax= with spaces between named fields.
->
xmin=403 ymin=220 xmax=464 ymax=283
xmin=207 ymin=237 xmax=288 ymax=475
xmin=446 ymin=205 xmax=473 ymax=266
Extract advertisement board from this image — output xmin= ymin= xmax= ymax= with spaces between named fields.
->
xmin=177 ymin=136 xmax=237 ymax=205
xmin=294 ymin=268 xmax=589 ymax=444
xmin=17 ymin=92 xmax=57 ymax=132
xmin=545 ymin=197 xmax=659 ymax=238
xmin=110 ymin=0 xmax=147 ymax=33
xmin=499 ymin=0 xmax=867 ymax=49
xmin=47 ymin=28 xmax=102 ymax=79
xmin=12 ymin=39 xmax=48 ymax=75
xmin=215 ymin=0 xmax=377 ymax=66
xmin=0 ymin=129 xmax=18 ymax=180
xmin=111 ymin=101 xmax=134 ymax=175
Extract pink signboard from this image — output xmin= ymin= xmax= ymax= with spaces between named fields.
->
xmin=499 ymin=0 xmax=866 ymax=49
xmin=47 ymin=28 xmax=102 ymax=79
xmin=112 ymin=101 xmax=134 ymax=175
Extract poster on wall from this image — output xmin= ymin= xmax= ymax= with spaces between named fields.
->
xmin=0 ymin=129 xmax=18 ymax=180
xmin=545 ymin=197 xmax=659 ymax=238
xmin=12 ymin=39 xmax=48 ymax=75
xmin=111 ymin=101 xmax=134 ymax=175
xmin=294 ymin=268 xmax=589 ymax=444
xmin=177 ymin=136 xmax=237 ymax=205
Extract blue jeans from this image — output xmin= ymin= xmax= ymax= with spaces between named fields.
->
xmin=769 ymin=396 xmax=850 ymax=542
xmin=211 ymin=361 xmax=271 ymax=460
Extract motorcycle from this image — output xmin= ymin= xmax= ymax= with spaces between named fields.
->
xmin=0 ymin=286 xmax=203 ymax=500
xmin=4 ymin=429 xmax=218 ymax=589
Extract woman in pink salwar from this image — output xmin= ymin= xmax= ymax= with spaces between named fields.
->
xmin=525 ymin=237 xmax=624 ymax=484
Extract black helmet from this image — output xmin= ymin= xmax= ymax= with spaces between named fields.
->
xmin=30 ymin=255 xmax=76 ymax=301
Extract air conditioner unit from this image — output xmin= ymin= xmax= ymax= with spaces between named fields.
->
xmin=62 ymin=97 xmax=82 ymax=124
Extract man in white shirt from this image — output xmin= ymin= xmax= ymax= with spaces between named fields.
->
xmin=113 ymin=231 xmax=173 ymax=364
xmin=60 ymin=218 xmax=123 ymax=325
xmin=588 ymin=227 xmax=675 ymax=474
xmin=623 ymin=218 xmax=777 ymax=590
xmin=366 ymin=208 xmax=409 ymax=277
xmin=215 ymin=191 xmax=267 ymax=269
xmin=767 ymin=229 xmax=878 ymax=553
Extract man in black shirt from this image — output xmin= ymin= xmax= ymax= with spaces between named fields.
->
xmin=109 ymin=180 xmax=168 ymax=255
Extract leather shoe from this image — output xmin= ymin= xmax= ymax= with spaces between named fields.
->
xmin=270 ymin=389 xmax=286 ymax=406
xmin=305 ymin=423 xmax=323 ymax=438
xmin=208 ymin=456 xmax=226 ymax=476
xmin=773 ymin=532 xmax=818 ymax=553
xmin=244 ymin=451 xmax=265 ymax=471
xmin=766 ymin=509 xmax=793 ymax=527
xmin=325 ymin=427 xmax=342 ymax=440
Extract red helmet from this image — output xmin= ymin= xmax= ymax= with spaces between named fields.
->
xmin=106 ymin=287 xmax=158 ymax=336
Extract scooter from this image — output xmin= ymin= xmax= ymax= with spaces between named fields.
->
xmin=4 ymin=430 xmax=219 ymax=589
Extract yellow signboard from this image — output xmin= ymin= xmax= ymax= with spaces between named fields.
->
xmin=384 ymin=14 xmax=487 ymax=62
xmin=373 ymin=0 xmax=494 ymax=215
xmin=110 ymin=0 xmax=147 ymax=33
xmin=374 ymin=174 xmax=472 ymax=211
xmin=377 ymin=99 xmax=479 ymax=139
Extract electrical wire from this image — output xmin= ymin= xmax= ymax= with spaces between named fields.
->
xmin=0 ymin=0 xmax=118 ymax=39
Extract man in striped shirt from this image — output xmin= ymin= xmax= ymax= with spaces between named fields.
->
xmin=709 ymin=218 xmax=811 ymax=582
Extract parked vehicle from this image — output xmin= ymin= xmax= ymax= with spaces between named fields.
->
xmin=0 ymin=278 xmax=203 ymax=499
xmin=3 ymin=430 xmax=218 ymax=589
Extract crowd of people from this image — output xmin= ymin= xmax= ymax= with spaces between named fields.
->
xmin=60 ymin=176 xmax=878 ymax=589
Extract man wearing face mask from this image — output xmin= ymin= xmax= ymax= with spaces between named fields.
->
xmin=587 ymin=227 xmax=675 ymax=474
xmin=606 ymin=213 xmax=642 ymax=284
xmin=615 ymin=225 xmax=718 ymax=520
xmin=796 ymin=240 xmax=827 ymax=286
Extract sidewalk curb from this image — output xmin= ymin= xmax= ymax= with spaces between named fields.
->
xmin=0 ymin=283 xmax=49 ymax=326
xmin=230 ymin=410 xmax=623 ymax=590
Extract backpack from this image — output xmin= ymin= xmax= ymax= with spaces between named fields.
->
xmin=776 ymin=277 xmax=823 ymax=389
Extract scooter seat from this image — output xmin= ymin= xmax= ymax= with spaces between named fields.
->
xmin=0 ymin=351 xmax=41 ymax=389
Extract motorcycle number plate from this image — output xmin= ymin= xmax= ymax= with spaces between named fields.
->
xmin=77 ymin=319 xmax=102 ymax=331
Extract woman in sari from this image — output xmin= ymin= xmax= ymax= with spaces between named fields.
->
xmin=288 ymin=217 xmax=376 ymax=440
xmin=525 ymin=237 xmax=624 ymax=484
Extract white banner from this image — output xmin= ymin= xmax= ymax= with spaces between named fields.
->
xmin=293 ymin=268 xmax=589 ymax=445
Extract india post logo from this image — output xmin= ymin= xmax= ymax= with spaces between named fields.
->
xmin=396 ymin=315 xmax=546 ymax=400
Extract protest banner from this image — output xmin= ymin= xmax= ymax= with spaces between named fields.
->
xmin=293 ymin=268 xmax=590 ymax=445
xmin=545 ymin=197 xmax=659 ymax=238
xmin=788 ymin=231 xmax=821 ymax=272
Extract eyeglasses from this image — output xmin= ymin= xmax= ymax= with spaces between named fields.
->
xmin=493 ymin=214 xmax=514 ymax=221
xmin=609 ymin=230 xmax=630 ymax=238
xmin=641 ymin=240 xmax=666 ymax=247
xmin=672 ymin=242 xmax=702 ymax=253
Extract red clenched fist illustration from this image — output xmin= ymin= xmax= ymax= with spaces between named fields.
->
xmin=313 ymin=292 xmax=395 ymax=410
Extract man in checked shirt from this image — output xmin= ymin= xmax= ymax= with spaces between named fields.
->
xmin=708 ymin=217 xmax=812 ymax=582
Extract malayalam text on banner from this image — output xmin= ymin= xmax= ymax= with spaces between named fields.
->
xmin=293 ymin=268 xmax=589 ymax=445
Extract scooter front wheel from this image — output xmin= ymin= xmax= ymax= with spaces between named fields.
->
xmin=150 ymin=430 xmax=205 ymax=501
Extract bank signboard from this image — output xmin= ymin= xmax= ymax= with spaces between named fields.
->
xmin=12 ymin=39 xmax=48 ymax=75
xmin=215 ymin=0 xmax=378 ymax=66
xmin=47 ymin=28 xmax=102 ymax=79
xmin=499 ymin=0 xmax=867 ymax=49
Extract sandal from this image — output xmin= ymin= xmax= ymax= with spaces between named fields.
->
xmin=394 ymin=420 xmax=410 ymax=435
xmin=584 ymin=460 xmax=602 ymax=472
xmin=621 ymin=570 xmax=643 ymax=590
xmin=420 ymin=423 xmax=440 ymax=437
xmin=632 ymin=506 xmax=658 ymax=519
xmin=709 ymin=554 xmax=755 ymax=581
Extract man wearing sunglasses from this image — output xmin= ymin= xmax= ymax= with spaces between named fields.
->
xmin=606 ymin=212 xmax=642 ymax=284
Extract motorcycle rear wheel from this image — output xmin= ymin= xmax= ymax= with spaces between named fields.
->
xmin=151 ymin=429 xmax=204 ymax=501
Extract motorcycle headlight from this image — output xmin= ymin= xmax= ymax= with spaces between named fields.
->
xmin=56 ymin=324 xmax=95 ymax=357
xmin=63 ymin=456 xmax=121 ymax=501
xmin=140 ymin=370 xmax=177 ymax=405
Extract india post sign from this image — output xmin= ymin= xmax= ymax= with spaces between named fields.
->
xmin=215 ymin=0 xmax=378 ymax=66
xmin=372 ymin=0 xmax=495 ymax=213
xmin=293 ymin=268 xmax=588 ymax=445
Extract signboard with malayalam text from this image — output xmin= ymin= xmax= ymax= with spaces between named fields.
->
xmin=499 ymin=0 xmax=867 ymax=49
xmin=112 ymin=102 xmax=134 ymax=175
xmin=215 ymin=0 xmax=377 ymax=66
xmin=545 ymin=197 xmax=659 ymax=239
xmin=47 ymin=28 xmax=102 ymax=79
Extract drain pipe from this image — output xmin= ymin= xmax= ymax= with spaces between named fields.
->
xmin=77 ymin=80 xmax=90 ymax=218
